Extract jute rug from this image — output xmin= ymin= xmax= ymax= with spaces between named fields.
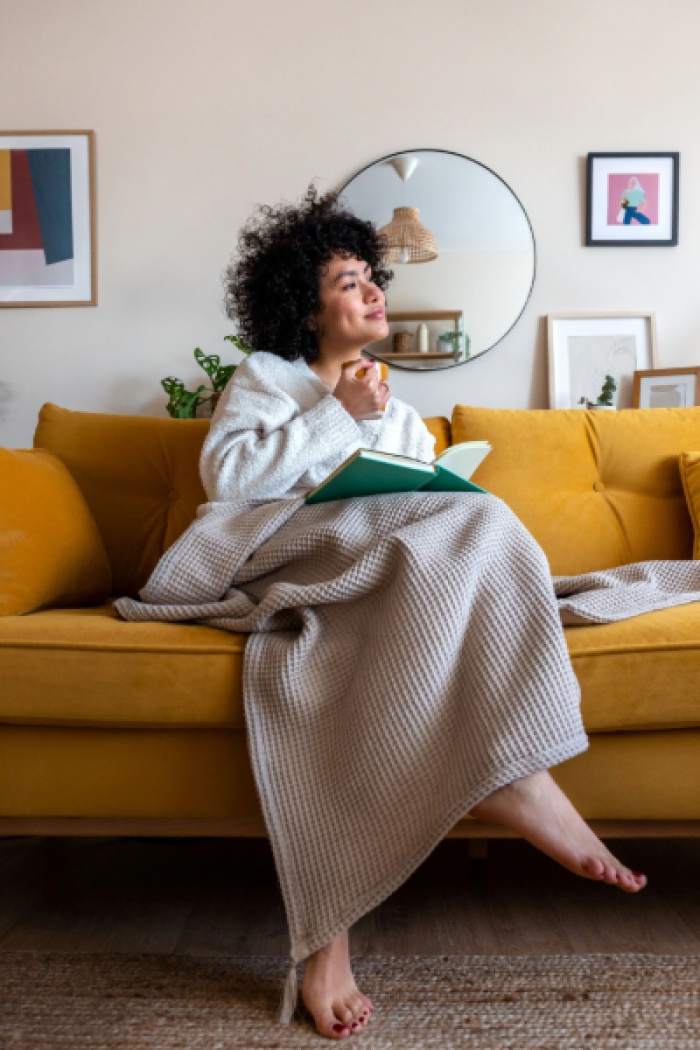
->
xmin=0 ymin=952 xmax=697 ymax=1049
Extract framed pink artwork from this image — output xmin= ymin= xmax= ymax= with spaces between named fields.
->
xmin=586 ymin=152 xmax=679 ymax=247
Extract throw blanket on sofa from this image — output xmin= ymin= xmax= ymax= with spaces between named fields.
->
xmin=554 ymin=561 xmax=700 ymax=624
xmin=114 ymin=491 xmax=700 ymax=1023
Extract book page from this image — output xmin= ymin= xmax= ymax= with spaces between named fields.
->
xmin=358 ymin=449 xmax=436 ymax=471
xmin=435 ymin=441 xmax=491 ymax=480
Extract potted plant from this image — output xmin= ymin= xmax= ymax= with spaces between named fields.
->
xmin=577 ymin=375 xmax=618 ymax=410
xmin=437 ymin=328 xmax=470 ymax=362
xmin=161 ymin=335 xmax=251 ymax=419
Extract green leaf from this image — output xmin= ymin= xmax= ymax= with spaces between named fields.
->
xmin=212 ymin=364 xmax=237 ymax=391
xmin=161 ymin=377 xmax=185 ymax=396
xmin=194 ymin=348 xmax=222 ymax=379
xmin=224 ymin=333 xmax=252 ymax=354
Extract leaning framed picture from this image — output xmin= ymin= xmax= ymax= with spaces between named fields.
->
xmin=547 ymin=312 xmax=658 ymax=410
xmin=586 ymin=152 xmax=679 ymax=247
xmin=633 ymin=367 xmax=700 ymax=409
xmin=0 ymin=130 xmax=96 ymax=307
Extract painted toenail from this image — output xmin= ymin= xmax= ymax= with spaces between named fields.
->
xmin=333 ymin=1023 xmax=347 ymax=1033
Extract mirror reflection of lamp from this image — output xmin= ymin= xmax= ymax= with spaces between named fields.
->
xmin=378 ymin=156 xmax=438 ymax=264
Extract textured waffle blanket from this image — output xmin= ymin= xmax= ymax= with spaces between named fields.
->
xmin=554 ymin=560 xmax=700 ymax=624
xmin=114 ymin=491 xmax=700 ymax=1022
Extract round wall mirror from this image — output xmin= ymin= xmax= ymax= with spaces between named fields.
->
xmin=338 ymin=149 xmax=536 ymax=371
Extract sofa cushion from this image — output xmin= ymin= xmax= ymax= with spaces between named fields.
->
xmin=0 ymin=604 xmax=246 ymax=728
xmin=567 ymin=602 xmax=700 ymax=732
xmin=452 ymin=405 xmax=700 ymax=575
xmin=679 ymin=451 xmax=700 ymax=559
xmin=423 ymin=415 xmax=451 ymax=455
xmin=33 ymin=404 xmax=452 ymax=598
xmin=1 ymin=601 xmax=700 ymax=734
xmin=0 ymin=448 xmax=111 ymax=616
xmin=34 ymin=404 xmax=210 ymax=599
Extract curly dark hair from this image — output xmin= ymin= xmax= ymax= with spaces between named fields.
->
xmin=223 ymin=184 xmax=393 ymax=364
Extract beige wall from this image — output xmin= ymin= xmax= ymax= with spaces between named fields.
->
xmin=1 ymin=0 xmax=699 ymax=446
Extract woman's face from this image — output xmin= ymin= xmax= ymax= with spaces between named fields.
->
xmin=313 ymin=253 xmax=389 ymax=352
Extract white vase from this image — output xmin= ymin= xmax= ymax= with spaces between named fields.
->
xmin=416 ymin=323 xmax=429 ymax=353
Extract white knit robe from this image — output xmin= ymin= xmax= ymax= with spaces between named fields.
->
xmin=199 ymin=351 xmax=436 ymax=504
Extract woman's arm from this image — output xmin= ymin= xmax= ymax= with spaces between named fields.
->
xmin=371 ymin=400 xmax=436 ymax=464
xmin=200 ymin=360 xmax=361 ymax=503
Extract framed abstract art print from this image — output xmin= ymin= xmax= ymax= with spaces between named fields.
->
xmin=0 ymin=130 xmax=96 ymax=307
xmin=586 ymin=152 xmax=679 ymax=247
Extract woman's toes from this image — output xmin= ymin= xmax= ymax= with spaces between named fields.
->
xmin=583 ymin=856 xmax=605 ymax=879
xmin=348 ymin=992 xmax=366 ymax=1015
xmin=334 ymin=1002 xmax=355 ymax=1028
xmin=621 ymin=869 xmax=647 ymax=892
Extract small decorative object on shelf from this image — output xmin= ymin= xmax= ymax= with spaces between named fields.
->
xmin=437 ymin=327 xmax=468 ymax=362
xmin=393 ymin=331 xmax=412 ymax=354
xmin=161 ymin=335 xmax=251 ymax=419
xmin=416 ymin=323 xmax=429 ymax=353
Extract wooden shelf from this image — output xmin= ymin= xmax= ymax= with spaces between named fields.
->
xmin=387 ymin=310 xmax=462 ymax=322
xmin=375 ymin=351 xmax=455 ymax=360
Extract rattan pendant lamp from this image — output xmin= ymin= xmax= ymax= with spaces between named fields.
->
xmin=378 ymin=155 xmax=438 ymax=264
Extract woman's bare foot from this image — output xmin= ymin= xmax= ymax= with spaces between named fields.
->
xmin=301 ymin=928 xmax=374 ymax=1039
xmin=470 ymin=770 xmax=647 ymax=893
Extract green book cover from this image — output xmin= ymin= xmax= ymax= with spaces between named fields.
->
xmin=305 ymin=445 xmax=489 ymax=504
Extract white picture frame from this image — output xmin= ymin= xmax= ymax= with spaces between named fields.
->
xmin=547 ymin=312 xmax=658 ymax=410
xmin=633 ymin=367 xmax=700 ymax=409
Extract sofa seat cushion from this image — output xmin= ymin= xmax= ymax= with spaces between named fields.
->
xmin=2 ymin=601 xmax=700 ymax=734
xmin=566 ymin=602 xmax=700 ymax=732
xmin=0 ymin=604 xmax=247 ymax=729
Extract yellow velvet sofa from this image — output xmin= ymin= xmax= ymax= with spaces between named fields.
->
xmin=2 ymin=401 xmax=700 ymax=844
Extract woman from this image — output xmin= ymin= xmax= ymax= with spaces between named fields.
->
xmin=118 ymin=186 xmax=646 ymax=1042
xmin=621 ymin=176 xmax=651 ymax=225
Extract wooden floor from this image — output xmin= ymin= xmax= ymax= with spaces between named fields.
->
xmin=1 ymin=836 xmax=699 ymax=956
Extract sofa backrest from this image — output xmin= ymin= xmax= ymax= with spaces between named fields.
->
xmin=34 ymin=404 xmax=452 ymax=597
xmin=454 ymin=405 xmax=700 ymax=575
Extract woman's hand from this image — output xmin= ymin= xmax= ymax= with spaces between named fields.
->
xmin=333 ymin=360 xmax=390 ymax=420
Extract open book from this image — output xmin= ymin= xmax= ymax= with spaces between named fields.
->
xmin=305 ymin=441 xmax=491 ymax=504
